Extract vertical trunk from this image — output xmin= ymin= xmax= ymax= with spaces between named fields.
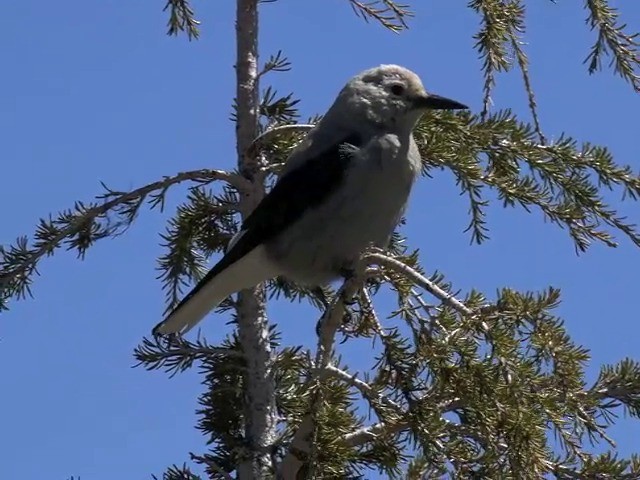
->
xmin=234 ymin=0 xmax=277 ymax=478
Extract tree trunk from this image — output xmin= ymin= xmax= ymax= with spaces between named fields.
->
xmin=234 ymin=0 xmax=277 ymax=478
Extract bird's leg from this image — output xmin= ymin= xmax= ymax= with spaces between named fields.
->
xmin=314 ymin=281 xmax=354 ymax=336
xmin=338 ymin=266 xmax=360 ymax=307
xmin=314 ymin=261 xmax=366 ymax=336
xmin=337 ymin=259 xmax=371 ymax=328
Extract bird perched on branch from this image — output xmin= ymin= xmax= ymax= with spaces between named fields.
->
xmin=153 ymin=64 xmax=467 ymax=335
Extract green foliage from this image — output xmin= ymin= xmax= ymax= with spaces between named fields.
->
xmin=416 ymin=109 xmax=640 ymax=250
xmin=157 ymin=187 xmax=238 ymax=312
xmin=137 ymin=264 xmax=640 ymax=478
xmin=585 ymin=0 xmax=640 ymax=92
xmin=196 ymin=335 xmax=247 ymax=472
xmin=164 ymin=0 xmax=201 ymax=40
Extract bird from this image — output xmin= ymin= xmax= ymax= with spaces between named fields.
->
xmin=152 ymin=64 xmax=468 ymax=335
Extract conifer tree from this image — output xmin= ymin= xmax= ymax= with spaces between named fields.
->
xmin=2 ymin=1 xmax=640 ymax=478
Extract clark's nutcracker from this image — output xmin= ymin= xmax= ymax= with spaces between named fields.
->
xmin=153 ymin=64 xmax=467 ymax=335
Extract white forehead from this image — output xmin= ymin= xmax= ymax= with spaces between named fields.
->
xmin=351 ymin=64 xmax=425 ymax=91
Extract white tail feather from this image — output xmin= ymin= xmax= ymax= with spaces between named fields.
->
xmin=154 ymin=246 xmax=279 ymax=335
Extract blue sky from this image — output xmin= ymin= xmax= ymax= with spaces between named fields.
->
xmin=1 ymin=1 xmax=639 ymax=478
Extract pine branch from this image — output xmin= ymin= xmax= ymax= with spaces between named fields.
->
xmin=507 ymin=2 xmax=546 ymax=144
xmin=469 ymin=0 xmax=515 ymax=118
xmin=343 ymin=419 xmax=409 ymax=447
xmin=358 ymin=286 xmax=389 ymax=337
xmin=416 ymin=110 xmax=640 ymax=251
xmin=338 ymin=282 xmax=640 ymax=476
xmin=323 ymin=364 xmax=403 ymax=412
xmin=157 ymin=188 xmax=238 ymax=312
xmin=133 ymin=335 xmax=242 ymax=377
xmin=552 ymin=453 xmax=640 ymax=479
xmin=258 ymin=50 xmax=292 ymax=78
xmin=346 ymin=0 xmax=414 ymax=32
xmin=280 ymin=270 xmax=366 ymax=479
xmin=307 ymin=269 xmax=368 ymax=477
xmin=280 ymin=252 xmax=485 ymax=477
xmin=163 ymin=0 xmax=201 ymax=40
xmin=0 ymin=169 xmax=246 ymax=312
xmin=365 ymin=252 xmax=476 ymax=316
xmin=342 ymin=398 xmax=459 ymax=447
xmin=591 ymin=358 xmax=640 ymax=418
xmin=584 ymin=0 xmax=640 ymax=92
xmin=259 ymin=87 xmax=300 ymax=127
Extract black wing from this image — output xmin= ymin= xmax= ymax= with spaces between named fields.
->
xmin=163 ymin=133 xmax=362 ymax=317
xmin=239 ymin=134 xmax=362 ymax=251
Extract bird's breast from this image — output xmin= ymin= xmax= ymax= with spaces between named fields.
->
xmin=266 ymin=134 xmax=420 ymax=285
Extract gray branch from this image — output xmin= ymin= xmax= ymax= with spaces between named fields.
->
xmin=364 ymin=252 xmax=475 ymax=316
xmin=324 ymin=364 xmax=403 ymax=411
xmin=343 ymin=398 xmax=461 ymax=447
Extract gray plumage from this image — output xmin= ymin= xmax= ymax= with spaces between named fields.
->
xmin=153 ymin=64 xmax=467 ymax=335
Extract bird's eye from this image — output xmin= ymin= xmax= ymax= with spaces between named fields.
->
xmin=390 ymin=84 xmax=405 ymax=96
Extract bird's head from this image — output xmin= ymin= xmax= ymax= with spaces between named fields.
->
xmin=337 ymin=64 xmax=468 ymax=132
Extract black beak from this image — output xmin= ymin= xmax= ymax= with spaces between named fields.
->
xmin=414 ymin=93 xmax=468 ymax=110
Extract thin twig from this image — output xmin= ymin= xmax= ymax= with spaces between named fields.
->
xmin=359 ymin=287 xmax=388 ymax=337
xmin=343 ymin=418 xmax=409 ymax=446
xmin=323 ymin=364 xmax=402 ymax=411
xmin=316 ymin=273 xmax=363 ymax=367
xmin=342 ymin=398 xmax=461 ymax=447
xmin=474 ymin=1 xmax=499 ymax=119
xmin=308 ymin=271 xmax=364 ymax=478
xmin=509 ymin=34 xmax=546 ymax=144
xmin=365 ymin=252 xmax=474 ymax=316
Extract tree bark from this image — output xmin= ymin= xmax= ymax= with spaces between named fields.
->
xmin=234 ymin=0 xmax=277 ymax=478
